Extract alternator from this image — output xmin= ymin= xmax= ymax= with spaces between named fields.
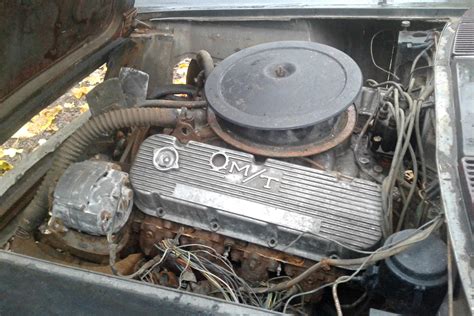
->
xmin=51 ymin=160 xmax=133 ymax=236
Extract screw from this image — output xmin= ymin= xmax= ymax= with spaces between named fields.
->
xmin=157 ymin=208 xmax=165 ymax=217
xmin=210 ymin=221 xmax=219 ymax=231
xmin=268 ymin=238 xmax=277 ymax=247
xmin=401 ymin=20 xmax=411 ymax=30
xmin=158 ymin=154 xmax=173 ymax=167
xmin=100 ymin=211 xmax=112 ymax=222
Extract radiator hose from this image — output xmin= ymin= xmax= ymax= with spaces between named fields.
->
xmin=16 ymin=107 xmax=179 ymax=235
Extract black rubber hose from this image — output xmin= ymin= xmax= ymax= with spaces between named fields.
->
xmin=138 ymin=99 xmax=207 ymax=108
xmin=148 ymin=84 xmax=198 ymax=99
xmin=16 ymin=107 xmax=179 ymax=235
xmin=196 ymin=50 xmax=214 ymax=79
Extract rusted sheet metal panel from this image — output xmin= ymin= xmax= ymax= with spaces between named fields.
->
xmin=0 ymin=0 xmax=134 ymax=143
xmin=0 ymin=1 xmax=128 ymax=100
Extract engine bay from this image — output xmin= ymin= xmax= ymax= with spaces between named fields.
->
xmin=3 ymin=17 xmax=452 ymax=315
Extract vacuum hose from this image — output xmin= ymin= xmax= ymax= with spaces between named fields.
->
xmin=196 ymin=50 xmax=214 ymax=79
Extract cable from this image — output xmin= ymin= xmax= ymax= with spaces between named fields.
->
xmin=379 ymin=84 xmax=417 ymax=236
xmin=408 ymin=65 xmax=433 ymax=78
xmin=255 ymin=215 xmax=442 ymax=297
xmin=283 ymin=282 xmax=332 ymax=313
xmin=333 ymin=281 xmax=343 ymax=316
xmin=148 ymin=84 xmax=198 ymax=99
xmin=173 ymin=35 xmax=439 ymax=313
xmin=340 ymin=291 xmax=368 ymax=309
xmin=281 ymin=216 xmax=442 ymax=313
xmin=138 ymin=99 xmax=207 ymax=108
xmin=381 ymin=95 xmax=406 ymax=236
xmin=353 ymin=96 xmax=382 ymax=182
xmin=153 ymin=238 xmax=268 ymax=306
xmin=178 ymin=251 xmax=192 ymax=289
xmin=396 ymin=144 xmax=418 ymax=231
xmin=370 ymin=30 xmax=400 ymax=81
xmin=366 ymin=79 xmax=405 ymax=93
xmin=408 ymin=42 xmax=434 ymax=93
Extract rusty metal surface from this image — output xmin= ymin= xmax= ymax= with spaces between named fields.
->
xmin=0 ymin=251 xmax=276 ymax=315
xmin=170 ymin=111 xmax=202 ymax=143
xmin=139 ymin=215 xmax=307 ymax=266
xmin=0 ymin=0 xmax=134 ymax=144
xmin=170 ymin=110 xmax=218 ymax=144
xmin=208 ymin=106 xmax=357 ymax=157
xmin=435 ymin=19 xmax=474 ymax=312
xmin=131 ymin=128 xmax=151 ymax=162
xmin=0 ymin=1 xmax=125 ymax=100
xmin=9 ymin=234 xmax=142 ymax=275
xmin=44 ymin=220 xmax=132 ymax=263
xmin=137 ymin=215 xmax=338 ymax=297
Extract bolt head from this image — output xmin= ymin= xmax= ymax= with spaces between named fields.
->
xmin=372 ymin=135 xmax=382 ymax=142
xmin=373 ymin=165 xmax=383 ymax=173
xmin=359 ymin=157 xmax=370 ymax=165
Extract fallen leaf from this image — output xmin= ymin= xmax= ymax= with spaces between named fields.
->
xmin=79 ymin=103 xmax=89 ymax=113
xmin=49 ymin=124 xmax=59 ymax=132
xmin=63 ymin=102 xmax=75 ymax=108
xmin=175 ymin=78 xmax=186 ymax=85
xmin=3 ymin=148 xmax=23 ymax=158
xmin=80 ymin=65 xmax=106 ymax=86
xmin=83 ymin=72 xmax=103 ymax=85
xmin=72 ymin=86 xmax=93 ymax=99
xmin=28 ymin=105 xmax=62 ymax=135
xmin=12 ymin=105 xmax=62 ymax=138
xmin=12 ymin=125 xmax=35 ymax=138
xmin=173 ymin=59 xmax=190 ymax=85
xmin=0 ymin=160 xmax=13 ymax=175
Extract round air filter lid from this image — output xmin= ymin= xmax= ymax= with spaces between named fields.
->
xmin=205 ymin=41 xmax=363 ymax=130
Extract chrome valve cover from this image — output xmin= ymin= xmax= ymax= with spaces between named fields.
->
xmin=130 ymin=134 xmax=383 ymax=261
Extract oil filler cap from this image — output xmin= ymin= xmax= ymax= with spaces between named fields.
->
xmin=205 ymin=41 xmax=363 ymax=130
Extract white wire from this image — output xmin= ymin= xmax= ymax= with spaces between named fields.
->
xmin=370 ymin=30 xmax=400 ymax=80
xmin=281 ymin=215 xmax=443 ymax=312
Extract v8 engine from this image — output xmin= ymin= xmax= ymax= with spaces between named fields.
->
xmin=129 ymin=41 xmax=384 ymax=260
xmin=10 ymin=30 xmax=448 ymax=315
xmin=130 ymin=134 xmax=383 ymax=261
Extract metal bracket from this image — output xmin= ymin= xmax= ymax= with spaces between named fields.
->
xmin=122 ymin=8 xmax=138 ymax=36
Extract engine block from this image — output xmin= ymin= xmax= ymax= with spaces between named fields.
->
xmin=130 ymin=134 xmax=383 ymax=261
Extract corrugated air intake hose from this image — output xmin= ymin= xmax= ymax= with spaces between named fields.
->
xmin=16 ymin=107 xmax=179 ymax=236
